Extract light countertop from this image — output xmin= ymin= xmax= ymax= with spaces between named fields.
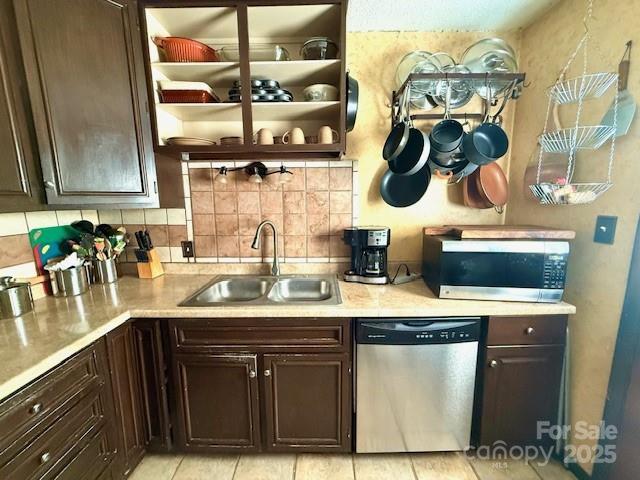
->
xmin=0 ymin=274 xmax=575 ymax=400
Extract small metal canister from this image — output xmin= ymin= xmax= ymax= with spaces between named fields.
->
xmin=50 ymin=266 xmax=90 ymax=297
xmin=91 ymin=258 xmax=118 ymax=284
xmin=0 ymin=277 xmax=34 ymax=319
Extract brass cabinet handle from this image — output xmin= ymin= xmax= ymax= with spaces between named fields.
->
xmin=489 ymin=360 xmax=499 ymax=368
xmin=40 ymin=452 xmax=51 ymax=464
xmin=29 ymin=403 xmax=43 ymax=415
xmin=525 ymin=327 xmax=536 ymax=335
xmin=264 ymin=369 xmax=271 ymax=377
xmin=248 ymin=370 xmax=256 ymax=378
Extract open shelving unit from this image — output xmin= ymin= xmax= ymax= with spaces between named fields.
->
xmin=140 ymin=1 xmax=347 ymax=160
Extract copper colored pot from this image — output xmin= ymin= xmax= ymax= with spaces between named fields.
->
xmin=475 ymin=162 xmax=509 ymax=213
xmin=463 ymin=170 xmax=492 ymax=209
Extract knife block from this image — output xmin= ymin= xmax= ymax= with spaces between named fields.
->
xmin=136 ymin=249 xmax=164 ymax=279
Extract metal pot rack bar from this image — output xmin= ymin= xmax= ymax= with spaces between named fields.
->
xmin=392 ymin=72 xmax=527 ymax=121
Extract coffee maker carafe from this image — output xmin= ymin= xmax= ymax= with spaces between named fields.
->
xmin=342 ymin=227 xmax=390 ymax=284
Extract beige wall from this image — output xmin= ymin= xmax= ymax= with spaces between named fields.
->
xmin=346 ymin=31 xmax=521 ymax=263
xmin=506 ymin=0 xmax=640 ymax=473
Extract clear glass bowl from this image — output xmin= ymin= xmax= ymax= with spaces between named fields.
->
xmin=221 ymin=44 xmax=290 ymax=62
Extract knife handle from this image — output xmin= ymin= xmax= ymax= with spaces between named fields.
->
xmin=135 ymin=231 xmax=145 ymax=250
xmin=144 ymin=230 xmax=153 ymax=249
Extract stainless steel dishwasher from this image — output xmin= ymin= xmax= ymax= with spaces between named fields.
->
xmin=355 ymin=318 xmax=480 ymax=453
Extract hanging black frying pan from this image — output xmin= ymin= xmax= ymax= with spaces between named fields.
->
xmin=346 ymin=73 xmax=359 ymax=132
xmin=380 ymin=163 xmax=431 ymax=207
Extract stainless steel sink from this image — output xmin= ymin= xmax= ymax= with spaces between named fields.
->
xmin=179 ymin=274 xmax=342 ymax=307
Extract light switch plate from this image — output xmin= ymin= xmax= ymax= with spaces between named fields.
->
xmin=594 ymin=215 xmax=618 ymax=244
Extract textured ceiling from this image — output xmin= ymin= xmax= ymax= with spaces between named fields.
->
xmin=346 ymin=0 xmax=562 ymax=32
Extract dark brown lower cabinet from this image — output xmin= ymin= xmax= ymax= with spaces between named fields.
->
xmin=478 ymin=345 xmax=565 ymax=447
xmin=174 ymin=353 xmax=261 ymax=451
xmin=263 ymin=354 xmax=351 ymax=451
xmin=106 ymin=324 xmax=146 ymax=477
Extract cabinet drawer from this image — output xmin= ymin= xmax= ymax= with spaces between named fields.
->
xmin=0 ymin=341 xmax=107 ymax=456
xmin=170 ymin=318 xmax=350 ymax=353
xmin=54 ymin=427 xmax=115 ymax=480
xmin=487 ymin=315 xmax=567 ymax=346
xmin=0 ymin=386 xmax=106 ymax=480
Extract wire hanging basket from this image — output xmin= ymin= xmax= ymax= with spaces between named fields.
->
xmin=530 ymin=0 xmax=618 ymax=206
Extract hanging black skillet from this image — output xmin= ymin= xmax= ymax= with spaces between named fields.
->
xmin=346 ymin=73 xmax=359 ymax=132
xmin=380 ymin=162 xmax=431 ymax=208
xmin=382 ymin=88 xmax=411 ymax=161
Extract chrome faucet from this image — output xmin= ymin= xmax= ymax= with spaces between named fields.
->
xmin=251 ymin=220 xmax=280 ymax=276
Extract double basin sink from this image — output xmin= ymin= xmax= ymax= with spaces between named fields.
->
xmin=179 ymin=274 xmax=342 ymax=306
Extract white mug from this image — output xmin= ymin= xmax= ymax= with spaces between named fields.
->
xmin=282 ymin=127 xmax=305 ymax=145
xmin=318 ymin=126 xmax=339 ymax=144
xmin=255 ymin=128 xmax=274 ymax=145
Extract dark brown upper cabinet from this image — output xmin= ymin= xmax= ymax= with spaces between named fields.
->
xmin=13 ymin=0 xmax=158 ymax=207
xmin=0 ymin=0 xmax=44 ymax=212
xmin=140 ymin=0 xmax=347 ymax=160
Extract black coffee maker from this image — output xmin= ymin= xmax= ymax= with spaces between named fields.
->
xmin=342 ymin=227 xmax=390 ymax=284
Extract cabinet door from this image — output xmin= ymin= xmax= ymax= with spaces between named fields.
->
xmin=13 ymin=0 xmax=157 ymax=207
xmin=106 ymin=324 xmax=146 ymax=477
xmin=263 ymin=353 xmax=351 ymax=452
xmin=0 ymin=0 xmax=44 ymax=211
xmin=132 ymin=319 xmax=171 ymax=452
xmin=173 ymin=354 xmax=260 ymax=452
xmin=479 ymin=345 xmax=565 ymax=447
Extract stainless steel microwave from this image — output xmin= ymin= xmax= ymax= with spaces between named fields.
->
xmin=422 ymin=236 xmax=570 ymax=303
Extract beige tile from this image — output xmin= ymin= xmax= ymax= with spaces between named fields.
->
xmin=213 ymin=169 xmax=238 ymax=192
xmin=284 ymin=235 xmax=307 ymax=257
xmin=173 ymin=454 xmax=238 ymax=480
xmin=237 ymin=171 xmax=260 ymax=191
xmin=167 ymin=208 xmax=187 ymax=225
xmin=353 ymin=454 xmax=415 ymax=480
xmin=260 ymin=215 xmax=283 ymax=235
xmin=214 ymin=191 xmax=238 ymax=214
xmin=170 ymin=246 xmax=188 ymax=263
xmin=217 ymin=235 xmax=240 ymax=257
xmin=238 ymin=214 xmax=261 ymax=236
xmin=238 ymin=191 xmax=261 ymax=214
xmin=529 ymin=458 xmax=577 ymax=479
xmin=55 ymin=210 xmax=82 ymax=226
xmin=307 ymin=192 xmax=329 ymax=213
xmin=283 ymin=167 xmax=305 ymax=191
xmin=260 ymin=173 xmax=283 ymax=191
xmin=0 ymin=261 xmax=37 ymax=279
xmin=191 ymin=192 xmax=215 ymax=215
xmin=216 ymin=214 xmax=239 ymax=235
xmin=330 ymin=236 xmax=350 ymax=257
xmin=330 ymin=214 xmax=352 ymax=235
xmin=146 ymin=225 xmax=169 ymax=247
xmin=144 ymin=209 xmax=168 ymax=225
xmin=0 ymin=213 xmax=28 ymax=236
xmin=412 ymin=452 xmax=477 ymax=480
xmin=240 ymin=236 xmax=261 ymax=257
xmin=193 ymin=214 xmax=215 ymax=236
xmin=469 ymin=457 xmax=539 ymax=480
xmin=295 ymin=454 xmax=354 ymax=480
xmin=155 ymin=246 xmax=171 ymax=262
xmin=308 ymin=236 xmax=330 ymax=257
xmin=330 ymin=192 xmax=352 ymax=214
xmin=121 ymin=209 xmax=145 ymax=225
xmin=26 ymin=211 xmax=58 ymax=230
xmin=189 ymin=168 xmax=213 ymax=192
xmin=168 ymin=226 xmax=188 ymax=247
xmin=233 ymin=454 xmax=295 ymax=480
xmin=260 ymin=191 xmax=283 ymax=214
xmin=330 ymin=168 xmax=353 ymax=191
xmin=195 ymin=236 xmax=217 ymax=257
xmin=307 ymin=214 xmax=329 ymax=236
xmin=284 ymin=214 xmax=307 ymax=236
xmin=259 ymin=233 xmax=284 ymax=258
xmin=96 ymin=210 xmax=122 ymax=226
xmin=80 ymin=209 xmax=99 ymax=224
xmin=0 ymin=235 xmax=33 ymax=269
xmin=306 ymin=167 xmax=329 ymax=191
xmin=283 ymin=191 xmax=305 ymax=214
xmin=129 ymin=454 xmax=183 ymax=480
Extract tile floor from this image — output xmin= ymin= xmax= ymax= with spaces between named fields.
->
xmin=129 ymin=453 xmax=577 ymax=480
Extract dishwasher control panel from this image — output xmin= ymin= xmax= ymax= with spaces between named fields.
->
xmin=356 ymin=318 xmax=480 ymax=345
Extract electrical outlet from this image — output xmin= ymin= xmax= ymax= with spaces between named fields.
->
xmin=181 ymin=240 xmax=194 ymax=258
xmin=594 ymin=216 xmax=618 ymax=245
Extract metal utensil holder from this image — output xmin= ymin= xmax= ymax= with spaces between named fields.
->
xmin=51 ymin=266 xmax=90 ymax=297
xmin=91 ymin=258 xmax=119 ymax=284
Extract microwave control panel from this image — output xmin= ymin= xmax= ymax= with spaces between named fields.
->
xmin=542 ymin=254 xmax=568 ymax=289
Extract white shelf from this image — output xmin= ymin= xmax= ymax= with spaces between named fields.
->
xmin=252 ymin=101 xmax=339 ymax=121
xmin=147 ymin=7 xmax=238 ymax=42
xmin=157 ymin=103 xmax=242 ymax=122
xmin=247 ymin=4 xmax=341 ymax=43
xmin=151 ymin=62 xmax=239 ymax=86
xmin=249 ymin=60 xmax=341 ymax=86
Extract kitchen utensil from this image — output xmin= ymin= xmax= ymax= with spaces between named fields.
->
xmin=166 ymin=137 xmax=216 ymax=146
xmin=143 ymin=230 xmax=153 ymax=250
xmin=0 ymin=277 xmax=33 ymax=319
xmin=220 ymin=44 xmax=290 ymax=62
xmin=282 ymin=128 xmax=305 ymax=145
xmin=602 ymin=41 xmax=635 ymax=136
xmin=303 ymin=84 xmax=339 ymax=102
xmin=475 ymin=162 xmax=509 ymax=213
xmin=70 ymin=220 xmax=94 ymax=235
xmin=219 ymin=136 xmax=243 ymax=146
xmin=50 ymin=266 xmax=89 ymax=297
xmin=346 ymin=73 xmax=359 ymax=132
xmin=462 ymin=122 xmax=509 ymax=165
xmin=301 ymin=37 xmax=339 ymax=60
xmin=318 ymin=126 xmax=339 ymax=144
xmin=152 ymin=36 xmax=220 ymax=62
xmin=135 ymin=249 xmax=149 ymax=262
xmin=423 ymin=225 xmax=576 ymax=240
xmin=233 ymin=79 xmax=280 ymax=89
xmin=388 ymin=126 xmax=430 ymax=176
xmin=29 ymin=225 xmax=81 ymax=294
xmin=256 ymin=128 xmax=274 ymax=145
xmin=461 ymin=38 xmax=518 ymax=98
xmin=135 ymin=231 xmax=145 ymax=250
xmin=383 ymin=89 xmax=411 ymax=161
xmin=432 ymin=64 xmax=474 ymax=109
xmin=395 ymin=51 xmax=451 ymax=107
xmin=448 ymin=160 xmax=478 ymax=184
xmin=304 ymin=135 xmax=318 ymax=144
xmin=429 ymin=119 xmax=465 ymax=154
xmin=91 ymin=258 xmax=118 ymax=284
xmin=380 ymin=163 xmax=431 ymax=207
xmin=160 ymin=90 xmax=219 ymax=103
xmin=463 ymin=171 xmax=492 ymax=209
